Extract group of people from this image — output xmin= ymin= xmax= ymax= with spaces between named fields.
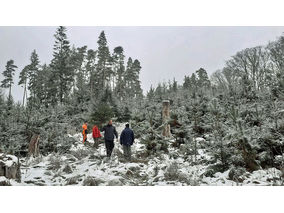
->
xmin=82 ymin=120 xmax=134 ymax=161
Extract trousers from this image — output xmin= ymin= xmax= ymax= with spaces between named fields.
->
xmin=123 ymin=145 xmax=131 ymax=161
xmin=105 ymin=140 xmax=114 ymax=157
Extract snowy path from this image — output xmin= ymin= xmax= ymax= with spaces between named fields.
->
xmin=9 ymin=123 xmax=284 ymax=186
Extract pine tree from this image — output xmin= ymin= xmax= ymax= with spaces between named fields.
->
xmin=189 ymin=73 xmax=197 ymax=97
xmin=0 ymin=89 xmax=4 ymax=114
xmin=96 ymin=31 xmax=112 ymax=91
xmin=124 ymin=57 xmax=143 ymax=98
xmin=124 ymin=57 xmax=133 ymax=97
xmin=18 ymin=65 xmax=29 ymax=106
xmin=132 ymin=59 xmax=143 ymax=98
xmin=86 ymin=49 xmax=97 ymax=100
xmin=113 ymin=46 xmax=125 ymax=100
xmin=50 ymin=26 xmax=72 ymax=104
xmin=196 ymin=68 xmax=210 ymax=89
xmin=70 ymin=46 xmax=89 ymax=104
xmin=1 ymin=60 xmax=17 ymax=102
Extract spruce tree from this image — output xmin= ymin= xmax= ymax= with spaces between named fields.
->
xmin=36 ymin=64 xmax=50 ymax=106
xmin=155 ymin=83 xmax=163 ymax=100
xmin=46 ymin=64 xmax=58 ymax=107
xmin=27 ymin=50 xmax=40 ymax=102
xmin=183 ymin=75 xmax=190 ymax=89
xmin=172 ymin=78 xmax=178 ymax=92
xmin=147 ymin=85 xmax=155 ymax=100
xmin=50 ymin=26 xmax=72 ymax=104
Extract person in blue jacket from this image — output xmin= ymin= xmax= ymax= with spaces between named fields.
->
xmin=120 ymin=123 xmax=134 ymax=161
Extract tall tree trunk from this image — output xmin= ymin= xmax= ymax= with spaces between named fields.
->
xmin=112 ymin=75 xmax=115 ymax=92
xmin=90 ymin=74 xmax=94 ymax=102
xmin=102 ymin=61 xmax=106 ymax=90
xmin=9 ymin=84 xmax=12 ymax=100
xmin=59 ymin=76 xmax=63 ymax=104
xmin=162 ymin=100 xmax=171 ymax=137
xmin=22 ymin=81 xmax=27 ymax=106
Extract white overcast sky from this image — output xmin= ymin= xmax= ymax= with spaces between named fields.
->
xmin=1 ymin=26 xmax=284 ymax=102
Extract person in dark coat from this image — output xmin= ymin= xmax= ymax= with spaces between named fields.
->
xmin=101 ymin=120 xmax=118 ymax=158
xmin=120 ymin=123 xmax=134 ymax=161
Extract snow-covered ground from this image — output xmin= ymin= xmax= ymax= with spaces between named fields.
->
xmin=7 ymin=123 xmax=284 ymax=186
xmin=0 ymin=153 xmax=19 ymax=167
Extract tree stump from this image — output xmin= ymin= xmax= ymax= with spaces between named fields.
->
xmin=162 ymin=100 xmax=171 ymax=137
xmin=28 ymin=134 xmax=40 ymax=157
xmin=0 ymin=153 xmax=21 ymax=181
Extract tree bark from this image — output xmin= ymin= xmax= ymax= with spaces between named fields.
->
xmin=162 ymin=100 xmax=171 ymax=137
xmin=28 ymin=134 xmax=40 ymax=157
xmin=22 ymin=81 xmax=27 ymax=106
xmin=9 ymin=84 xmax=11 ymax=98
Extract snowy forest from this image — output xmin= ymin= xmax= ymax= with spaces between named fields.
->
xmin=1 ymin=26 xmax=284 ymax=186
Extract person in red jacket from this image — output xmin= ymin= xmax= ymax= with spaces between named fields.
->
xmin=92 ymin=125 xmax=102 ymax=148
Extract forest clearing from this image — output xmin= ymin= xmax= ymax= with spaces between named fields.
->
xmin=1 ymin=26 xmax=284 ymax=186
